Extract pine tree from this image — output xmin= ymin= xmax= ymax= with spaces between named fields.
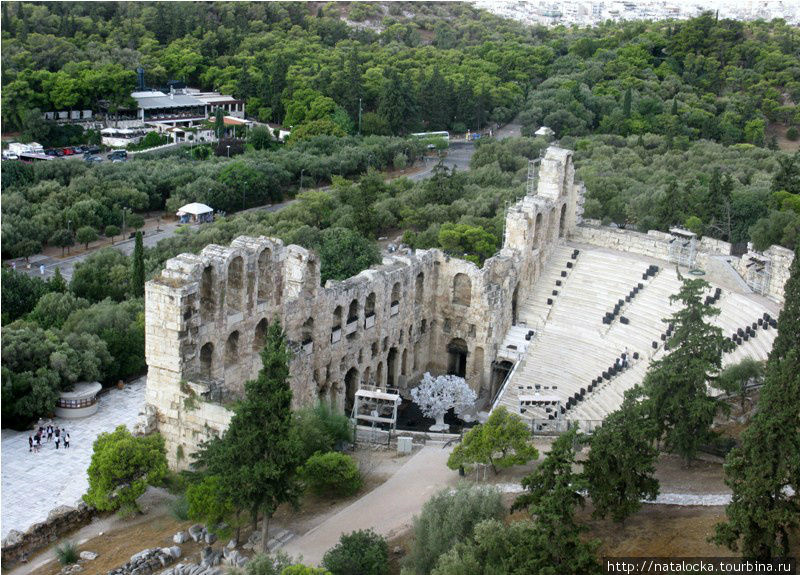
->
xmin=583 ymin=391 xmax=660 ymax=523
xmin=131 ymin=231 xmax=144 ymax=298
xmin=196 ymin=321 xmax=302 ymax=553
xmin=512 ymin=429 xmax=601 ymax=573
xmin=712 ymin=243 xmax=800 ymax=559
xmin=671 ymin=97 xmax=679 ymax=116
xmin=644 ymin=276 xmax=729 ymax=464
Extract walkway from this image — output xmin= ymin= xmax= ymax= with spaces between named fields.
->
xmin=1 ymin=378 xmax=146 ymax=539
xmin=281 ymin=445 xmax=458 ymax=566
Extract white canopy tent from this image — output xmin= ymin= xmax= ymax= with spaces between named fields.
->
xmin=177 ymin=202 xmax=214 ymax=223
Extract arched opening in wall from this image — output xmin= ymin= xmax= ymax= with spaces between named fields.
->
xmin=257 ymin=249 xmax=272 ymax=303
xmin=452 ymin=273 xmax=472 ymax=306
xmin=227 ymin=256 xmax=244 ymax=314
xmin=559 ymin=203 xmax=567 ymax=238
xmin=387 ymin=347 xmax=398 ymax=388
xmin=512 ymin=283 xmax=519 ymax=326
xmin=421 ymin=319 xmax=427 ymax=334
xmin=376 ymin=362 xmax=384 ymax=388
xmin=347 ymin=299 xmax=359 ymax=323
xmin=447 ymin=338 xmax=468 ymax=378
xmin=415 ymin=272 xmax=424 ymax=305
xmin=225 ymin=331 xmax=240 ymax=367
xmin=333 ymin=305 xmax=342 ymax=329
xmin=413 ymin=341 xmax=420 ymax=371
xmin=201 ymin=266 xmax=215 ymax=320
xmin=533 ymin=213 xmax=543 ymax=249
xmin=362 ymin=366 xmax=371 ymax=387
xmin=365 ymin=292 xmax=376 ymax=320
xmin=473 ymin=347 xmax=484 ymax=389
xmin=345 ymin=367 xmax=359 ymax=414
xmin=391 ymin=282 xmax=401 ymax=306
xmin=253 ymin=318 xmax=267 ymax=351
xmin=401 ymin=349 xmax=408 ymax=376
xmin=200 ymin=342 xmax=214 ymax=378
xmin=302 ymin=318 xmax=314 ymax=345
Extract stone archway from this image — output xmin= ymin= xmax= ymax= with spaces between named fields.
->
xmin=344 ymin=367 xmax=359 ymax=414
xmin=387 ymin=347 xmax=398 ymax=389
xmin=447 ymin=338 xmax=468 ymax=378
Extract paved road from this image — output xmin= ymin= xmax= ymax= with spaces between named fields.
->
xmin=281 ymin=445 xmax=459 ymax=566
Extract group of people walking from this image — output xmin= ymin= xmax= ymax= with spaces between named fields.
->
xmin=28 ymin=424 xmax=70 ymax=453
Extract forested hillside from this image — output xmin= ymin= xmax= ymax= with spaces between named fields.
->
xmin=3 ymin=3 xmax=799 ymax=145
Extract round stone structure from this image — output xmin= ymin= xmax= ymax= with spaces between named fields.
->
xmin=54 ymin=382 xmax=102 ymax=419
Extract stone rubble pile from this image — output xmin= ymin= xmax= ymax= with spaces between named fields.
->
xmin=105 ymin=547 xmax=181 ymax=575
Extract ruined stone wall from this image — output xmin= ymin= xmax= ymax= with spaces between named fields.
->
xmin=145 ymin=146 xmax=583 ymax=468
xmin=572 ymin=220 xmax=794 ymax=303
xmin=735 ymin=244 xmax=795 ymax=303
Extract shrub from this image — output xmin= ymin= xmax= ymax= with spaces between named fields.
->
xmin=246 ymin=552 xmax=294 ymax=575
xmin=301 ymin=452 xmax=362 ymax=497
xmin=83 ymin=426 xmax=168 ymax=514
xmin=169 ymin=494 xmax=189 ymax=520
xmin=321 ymin=529 xmax=388 ymax=575
xmin=55 ymin=541 xmax=79 ymax=565
xmin=294 ymin=402 xmax=353 ymax=461
xmin=393 ymin=152 xmax=407 ymax=170
xmin=281 ymin=566 xmax=332 ymax=575
xmin=787 ymin=126 xmax=799 ymax=141
xmin=405 ymin=484 xmax=504 ymax=575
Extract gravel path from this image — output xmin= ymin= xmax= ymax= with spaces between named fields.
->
xmin=281 ymin=445 xmax=459 ymax=566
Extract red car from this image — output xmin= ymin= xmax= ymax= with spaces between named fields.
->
xmin=62 ymin=148 xmax=74 ymax=156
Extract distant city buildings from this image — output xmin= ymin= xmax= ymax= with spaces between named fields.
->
xmin=472 ymin=0 xmax=799 ymax=26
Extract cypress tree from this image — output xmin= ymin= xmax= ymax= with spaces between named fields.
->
xmin=623 ymin=87 xmax=632 ymax=118
xmin=584 ymin=391 xmax=660 ymax=523
xmin=713 ymin=244 xmax=800 ymax=558
xmin=195 ymin=321 xmax=302 ymax=553
xmin=643 ymin=276 xmax=729 ymax=464
xmin=131 ymin=231 xmax=144 ymax=297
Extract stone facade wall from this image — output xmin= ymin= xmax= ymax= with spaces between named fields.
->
xmin=572 ymin=221 xmax=793 ymax=303
xmin=735 ymin=244 xmax=795 ymax=303
xmin=1 ymin=504 xmax=96 ymax=568
xmin=145 ymin=146 xmax=584 ymax=469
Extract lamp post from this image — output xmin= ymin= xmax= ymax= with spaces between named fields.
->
xmin=226 ymin=145 xmax=230 ymax=158
xmin=67 ymin=220 xmax=72 ymax=254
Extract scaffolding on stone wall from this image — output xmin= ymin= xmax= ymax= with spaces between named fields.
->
xmin=668 ymin=228 xmax=697 ymax=268
xmin=526 ymin=158 xmax=541 ymax=195
xmin=744 ymin=254 xmax=771 ymax=296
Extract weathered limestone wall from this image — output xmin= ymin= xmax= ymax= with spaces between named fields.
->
xmin=145 ymin=146 xmax=584 ymax=468
xmin=572 ymin=220 xmax=793 ymax=303
xmin=735 ymin=244 xmax=795 ymax=303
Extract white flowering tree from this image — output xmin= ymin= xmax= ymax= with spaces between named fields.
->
xmin=410 ymin=372 xmax=477 ymax=432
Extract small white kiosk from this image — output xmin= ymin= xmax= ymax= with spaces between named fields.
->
xmin=54 ymin=382 xmax=102 ymax=419
xmin=177 ymin=202 xmax=214 ymax=224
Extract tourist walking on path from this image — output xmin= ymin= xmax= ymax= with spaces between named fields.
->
xmin=63 ymin=432 xmax=70 ymax=449
xmin=55 ymin=435 xmax=60 ymax=450
xmin=28 ymin=436 xmax=33 ymax=453
xmin=34 ymin=434 xmax=41 ymax=453
xmin=47 ymin=425 xmax=53 ymax=442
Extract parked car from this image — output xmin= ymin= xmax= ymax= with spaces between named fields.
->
xmin=107 ymin=150 xmax=128 ymax=160
xmin=45 ymin=149 xmax=59 ymax=157
xmin=2 ymin=152 xmax=19 ymax=160
xmin=62 ymin=148 xmax=75 ymax=156
xmin=73 ymin=146 xmax=86 ymax=153
xmin=85 ymin=156 xmax=103 ymax=164
xmin=87 ymin=145 xmax=101 ymax=154
xmin=54 ymin=149 xmax=65 ymax=157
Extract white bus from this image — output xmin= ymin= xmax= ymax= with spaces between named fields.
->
xmin=410 ymin=131 xmax=450 ymax=149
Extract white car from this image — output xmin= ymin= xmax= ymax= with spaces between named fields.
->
xmin=2 ymin=152 xmax=19 ymax=160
